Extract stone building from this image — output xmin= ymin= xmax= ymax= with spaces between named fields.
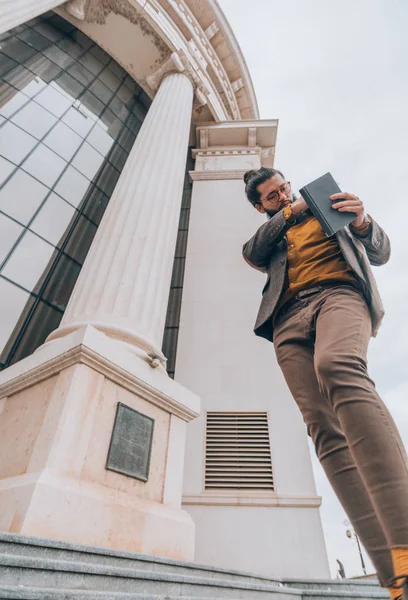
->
xmin=0 ymin=0 xmax=330 ymax=580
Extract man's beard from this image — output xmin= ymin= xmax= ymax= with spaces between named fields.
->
xmin=265 ymin=193 xmax=296 ymax=218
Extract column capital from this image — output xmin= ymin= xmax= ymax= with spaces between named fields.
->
xmin=190 ymin=119 xmax=278 ymax=181
xmin=146 ymin=50 xmax=210 ymax=107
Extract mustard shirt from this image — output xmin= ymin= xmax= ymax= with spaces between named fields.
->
xmin=278 ymin=212 xmax=360 ymax=308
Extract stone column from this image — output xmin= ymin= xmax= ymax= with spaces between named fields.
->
xmin=48 ymin=71 xmax=194 ymax=368
xmin=0 ymin=0 xmax=65 ymax=35
xmin=0 ymin=69 xmax=200 ymax=561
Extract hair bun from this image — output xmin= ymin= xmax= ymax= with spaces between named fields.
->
xmin=243 ymin=170 xmax=258 ymax=185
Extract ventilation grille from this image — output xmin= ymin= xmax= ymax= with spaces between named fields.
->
xmin=205 ymin=412 xmax=274 ymax=491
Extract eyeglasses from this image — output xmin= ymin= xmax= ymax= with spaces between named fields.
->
xmin=263 ymin=181 xmax=291 ymax=203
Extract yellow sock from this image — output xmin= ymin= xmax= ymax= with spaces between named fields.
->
xmin=392 ymin=547 xmax=408 ymax=588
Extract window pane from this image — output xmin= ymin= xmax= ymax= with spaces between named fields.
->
xmin=0 ymin=85 xmax=30 ymax=119
xmin=0 ymin=37 xmax=36 ymax=62
xmin=0 ymin=156 xmax=16 ymax=186
xmin=79 ymin=90 xmax=104 ymax=118
xmin=41 ymin=252 xmax=81 ymax=309
xmin=72 ymin=141 xmax=104 ymax=180
xmin=30 ymin=192 xmax=77 ymax=246
xmin=116 ymin=82 xmax=134 ymax=106
xmin=108 ymin=144 xmax=128 ymax=172
xmin=4 ymin=66 xmax=47 ymax=98
xmin=56 ymin=37 xmax=83 ymax=59
xmin=7 ymin=299 xmax=63 ymax=367
xmin=78 ymin=52 xmax=104 ymax=76
xmin=17 ymin=28 xmax=52 ymax=52
xmin=0 ymin=53 xmax=18 ymax=78
xmin=0 ymin=121 xmax=38 ymax=165
xmin=43 ymin=121 xmax=83 ymax=161
xmin=11 ymin=100 xmax=57 ymax=139
xmin=93 ymin=162 xmax=120 ymax=197
xmin=99 ymin=108 xmax=122 ymax=138
xmin=108 ymin=96 xmax=129 ymax=123
xmin=99 ymin=66 xmax=120 ymax=92
xmin=25 ymin=54 xmax=62 ymax=83
xmin=86 ymin=122 xmax=114 ymax=156
xmin=89 ymin=79 xmax=114 ymax=105
xmin=0 ymin=278 xmax=31 ymax=355
xmin=54 ymin=165 xmax=90 ymax=207
xmin=63 ymin=214 xmax=97 ymax=264
xmin=81 ymin=187 xmax=109 ymax=226
xmin=33 ymin=22 xmax=63 ymax=43
xmin=62 ymin=105 xmax=95 ymax=137
xmin=117 ymin=126 xmax=136 ymax=153
xmin=0 ymin=170 xmax=48 ymax=225
xmin=53 ymin=72 xmax=84 ymax=100
xmin=2 ymin=230 xmax=56 ymax=292
xmin=22 ymin=144 xmax=67 ymax=187
xmin=34 ymin=84 xmax=73 ymax=117
xmin=67 ymin=63 xmax=94 ymax=87
xmin=0 ymin=213 xmax=23 ymax=264
xmin=43 ymin=45 xmax=74 ymax=69
xmin=90 ymin=45 xmax=110 ymax=65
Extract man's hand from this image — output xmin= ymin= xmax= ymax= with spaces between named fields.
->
xmin=330 ymin=192 xmax=366 ymax=227
xmin=291 ymin=196 xmax=308 ymax=216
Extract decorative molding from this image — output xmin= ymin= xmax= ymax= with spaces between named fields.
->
xmin=189 ymin=170 xmax=247 ymax=182
xmin=182 ymin=493 xmax=322 ymax=508
xmin=164 ymin=0 xmax=241 ymax=119
xmin=204 ymin=21 xmax=219 ymax=40
xmin=192 ymin=147 xmax=260 ymax=157
xmin=231 ymin=77 xmax=244 ymax=93
xmin=0 ymin=342 xmax=198 ymax=422
xmin=248 ymin=127 xmax=257 ymax=148
xmin=64 ymin=0 xmax=86 ymax=20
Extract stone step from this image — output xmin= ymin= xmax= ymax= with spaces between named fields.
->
xmin=0 ymin=554 xmax=297 ymax=600
xmin=0 ymin=585 xmax=389 ymax=600
xmin=0 ymin=586 xmax=243 ymax=600
xmin=0 ymin=533 xmax=388 ymax=600
xmin=283 ymin=581 xmax=384 ymax=594
xmin=0 ymin=533 xmax=281 ymax=587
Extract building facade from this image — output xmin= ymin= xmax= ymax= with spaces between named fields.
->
xmin=0 ymin=0 xmax=330 ymax=579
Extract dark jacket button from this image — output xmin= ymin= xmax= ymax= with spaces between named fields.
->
xmin=280 ymin=259 xmax=285 ymax=266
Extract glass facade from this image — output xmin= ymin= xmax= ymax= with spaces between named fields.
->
xmin=0 ymin=12 xmax=151 ymax=369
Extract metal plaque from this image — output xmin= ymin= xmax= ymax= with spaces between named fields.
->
xmin=106 ymin=402 xmax=155 ymax=482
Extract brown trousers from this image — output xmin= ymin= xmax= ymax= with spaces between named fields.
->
xmin=273 ymin=285 xmax=408 ymax=586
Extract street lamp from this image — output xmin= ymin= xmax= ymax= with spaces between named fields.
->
xmin=344 ymin=520 xmax=367 ymax=576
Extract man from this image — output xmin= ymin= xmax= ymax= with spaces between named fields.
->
xmin=242 ymin=167 xmax=408 ymax=599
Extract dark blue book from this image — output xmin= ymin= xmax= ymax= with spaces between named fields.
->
xmin=299 ymin=172 xmax=356 ymax=236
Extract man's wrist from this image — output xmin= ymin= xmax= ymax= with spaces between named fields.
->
xmin=283 ymin=205 xmax=297 ymax=224
xmin=350 ymin=214 xmax=372 ymax=235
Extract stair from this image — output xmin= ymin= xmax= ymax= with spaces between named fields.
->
xmin=0 ymin=533 xmax=388 ymax=600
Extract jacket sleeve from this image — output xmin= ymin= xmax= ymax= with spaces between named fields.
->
xmin=242 ymin=209 xmax=291 ymax=271
xmin=350 ymin=217 xmax=391 ymax=266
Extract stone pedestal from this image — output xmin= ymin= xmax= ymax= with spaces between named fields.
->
xmin=0 ymin=72 xmax=200 ymax=560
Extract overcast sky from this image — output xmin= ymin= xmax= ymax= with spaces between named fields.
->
xmin=219 ymin=0 xmax=408 ymax=579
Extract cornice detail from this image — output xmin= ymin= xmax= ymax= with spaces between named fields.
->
xmin=164 ymin=0 xmax=241 ymax=119
xmin=182 ymin=493 xmax=322 ymax=508
xmin=189 ymin=170 xmax=248 ymax=182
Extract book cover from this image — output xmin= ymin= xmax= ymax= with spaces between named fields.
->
xmin=299 ymin=172 xmax=356 ymax=236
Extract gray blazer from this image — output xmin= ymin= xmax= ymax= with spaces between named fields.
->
xmin=242 ymin=210 xmax=391 ymax=342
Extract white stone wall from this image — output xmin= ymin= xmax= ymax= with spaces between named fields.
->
xmin=177 ymin=172 xmax=330 ymax=579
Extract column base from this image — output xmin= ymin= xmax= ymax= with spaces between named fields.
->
xmin=0 ymin=325 xmax=200 ymax=561
xmin=0 ymin=470 xmax=195 ymax=559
